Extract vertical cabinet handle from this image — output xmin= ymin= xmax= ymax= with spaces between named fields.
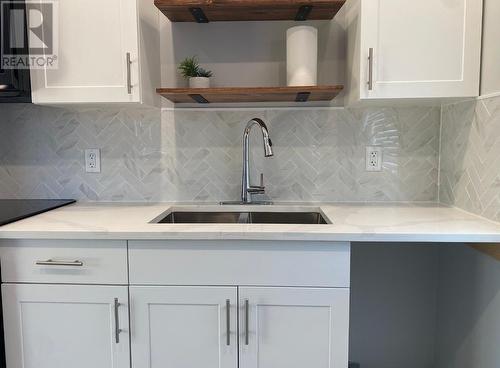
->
xmin=245 ymin=299 xmax=249 ymax=345
xmin=114 ymin=298 xmax=121 ymax=344
xmin=226 ymin=299 xmax=231 ymax=346
xmin=367 ymin=48 xmax=374 ymax=91
xmin=126 ymin=52 xmax=132 ymax=94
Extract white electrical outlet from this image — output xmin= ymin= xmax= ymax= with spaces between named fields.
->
xmin=85 ymin=149 xmax=101 ymax=173
xmin=366 ymin=146 xmax=382 ymax=172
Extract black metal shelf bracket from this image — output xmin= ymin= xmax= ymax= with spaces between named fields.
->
xmin=295 ymin=92 xmax=311 ymax=102
xmin=189 ymin=94 xmax=210 ymax=104
xmin=189 ymin=7 xmax=209 ymax=23
xmin=295 ymin=5 xmax=313 ymax=21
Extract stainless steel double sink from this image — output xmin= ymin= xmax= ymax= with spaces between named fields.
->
xmin=155 ymin=211 xmax=329 ymax=224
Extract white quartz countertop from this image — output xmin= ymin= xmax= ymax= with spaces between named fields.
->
xmin=0 ymin=202 xmax=499 ymax=243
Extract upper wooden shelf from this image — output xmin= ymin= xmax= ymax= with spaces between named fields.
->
xmin=156 ymin=85 xmax=343 ymax=104
xmin=154 ymin=0 xmax=346 ymax=22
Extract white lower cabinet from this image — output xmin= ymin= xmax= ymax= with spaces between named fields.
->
xmin=2 ymin=284 xmax=130 ymax=368
xmin=129 ymin=286 xmax=350 ymax=368
xmin=239 ymin=287 xmax=350 ymax=368
xmin=127 ymin=241 xmax=351 ymax=368
xmin=0 ymin=241 xmax=351 ymax=368
xmin=130 ymin=286 xmax=238 ymax=368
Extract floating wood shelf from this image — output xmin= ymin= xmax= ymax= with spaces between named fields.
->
xmin=469 ymin=244 xmax=500 ymax=261
xmin=154 ymin=0 xmax=346 ymax=22
xmin=156 ymin=85 xmax=343 ymax=104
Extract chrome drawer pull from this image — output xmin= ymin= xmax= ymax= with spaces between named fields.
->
xmin=35 ymin=259 xmax=84 ymax=267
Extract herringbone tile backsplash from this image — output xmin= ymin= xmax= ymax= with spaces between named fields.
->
xmin=440 ymin=95 xmax=500 ymax=222
xmin=0 ymin=104 xmax=440 ymax=202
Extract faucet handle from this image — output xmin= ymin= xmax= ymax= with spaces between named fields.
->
xmin=249 ymin=174 xmax=266 ymax=194
xmin=255 ymin=173 xmax=265 ymax=190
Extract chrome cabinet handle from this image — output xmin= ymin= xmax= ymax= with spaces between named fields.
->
xmin=245 ymin=299 xmax=249 ymax=345
xmin=367 ymin=48 xmax=374 ymax=91
xmin=126 ymin=52 xmax=132 ymax=94
xmin=35 ymin=259 xmax=83 ymax=267
xmin=114 ymin=298 xmax=122 ymax=344
xmin=226 ymin=299 xmax=231 ymax=346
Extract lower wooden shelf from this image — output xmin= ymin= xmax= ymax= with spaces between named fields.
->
xmin=469 ymin=243 xmax=500 ymax=261
xmin=156 ymin=85 xmax=344 ymax=104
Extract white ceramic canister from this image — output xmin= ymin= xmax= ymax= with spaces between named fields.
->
xmin=286 ymin=25 xmax=318 ymax=86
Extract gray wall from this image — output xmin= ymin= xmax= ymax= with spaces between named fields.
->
xmin=439 ymin=95 xmax=500 ymax=222
xmin=350 ymin=244 xmax=500 ymax=368
xmin=435 ymin=245 xmax=500 ymax=368
xmin=160 ymin=17 xmax=346 ymax=107
xmin=350 ymin=243 xmax=440 ymax=368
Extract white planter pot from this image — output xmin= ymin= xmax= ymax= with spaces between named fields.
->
xmin=189 ymin=77 xmax=210 ymax=88
xmin=287 ymin=25 xmax=318 ymax=86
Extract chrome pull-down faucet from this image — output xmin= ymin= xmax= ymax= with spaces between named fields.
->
xmin=241 ymin=118 xmax=274 ymax=203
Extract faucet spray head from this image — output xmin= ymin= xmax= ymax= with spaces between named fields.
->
xmin=264 ymin=136 xmax=273 ymax=157
xmin=245 ymin=118 xmax=274 ymax=157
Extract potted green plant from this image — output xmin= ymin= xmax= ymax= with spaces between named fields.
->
xmin=178 ymin=56 xmax=213 ymax=88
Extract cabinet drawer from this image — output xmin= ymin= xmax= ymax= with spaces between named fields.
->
xmin=129 ymin=241 xmax=350 ymax=287
xmin=0 ymin=240 xmax=127 ymax=284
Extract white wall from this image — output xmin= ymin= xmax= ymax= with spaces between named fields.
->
xmin=350 ymin=244 xmax=440 ymax=368
xmin=480 ymin=0 xmax=500 ymax=96
xmin=435 ymin=245 xmax=500 ymax=368
xmin=160 ymin=16 xmax=346 ymax=107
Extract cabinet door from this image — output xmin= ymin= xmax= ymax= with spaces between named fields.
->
xmin=2 ymin=284 xmax=130 ymax=368
xmin=30 ymin=0 xmax=140 ymax=104
xmin=360 ymin=0 xmax=482 ymax=99
xmin=130 ymin=286 xmax=238 ymax=368
xmin=239 ymin=287 xmax=349 ymax=368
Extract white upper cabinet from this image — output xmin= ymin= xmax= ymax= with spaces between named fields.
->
xmin=344 ymin=0 xmax=483 ymax=104
xmin=30 ymin=0 xmax=160 ymax=105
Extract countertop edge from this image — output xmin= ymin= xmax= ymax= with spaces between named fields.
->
xmin=0 ymin=231 xmax=499 ymax=243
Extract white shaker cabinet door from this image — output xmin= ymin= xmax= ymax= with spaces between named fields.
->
xmin=347 ymin=0 xmax=482 ymax=102
xmin=30 ymin=0 xmax=140 ymax=103
xmin=130 ymin=286 xmax=238 ymax=368
xmin=364 ymin=0 xmax=482 ymax=99
xmin=2 ymin=284 xmax=130 ymax=368
xmin=239 ymin=287 xmax=350 ymax=368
